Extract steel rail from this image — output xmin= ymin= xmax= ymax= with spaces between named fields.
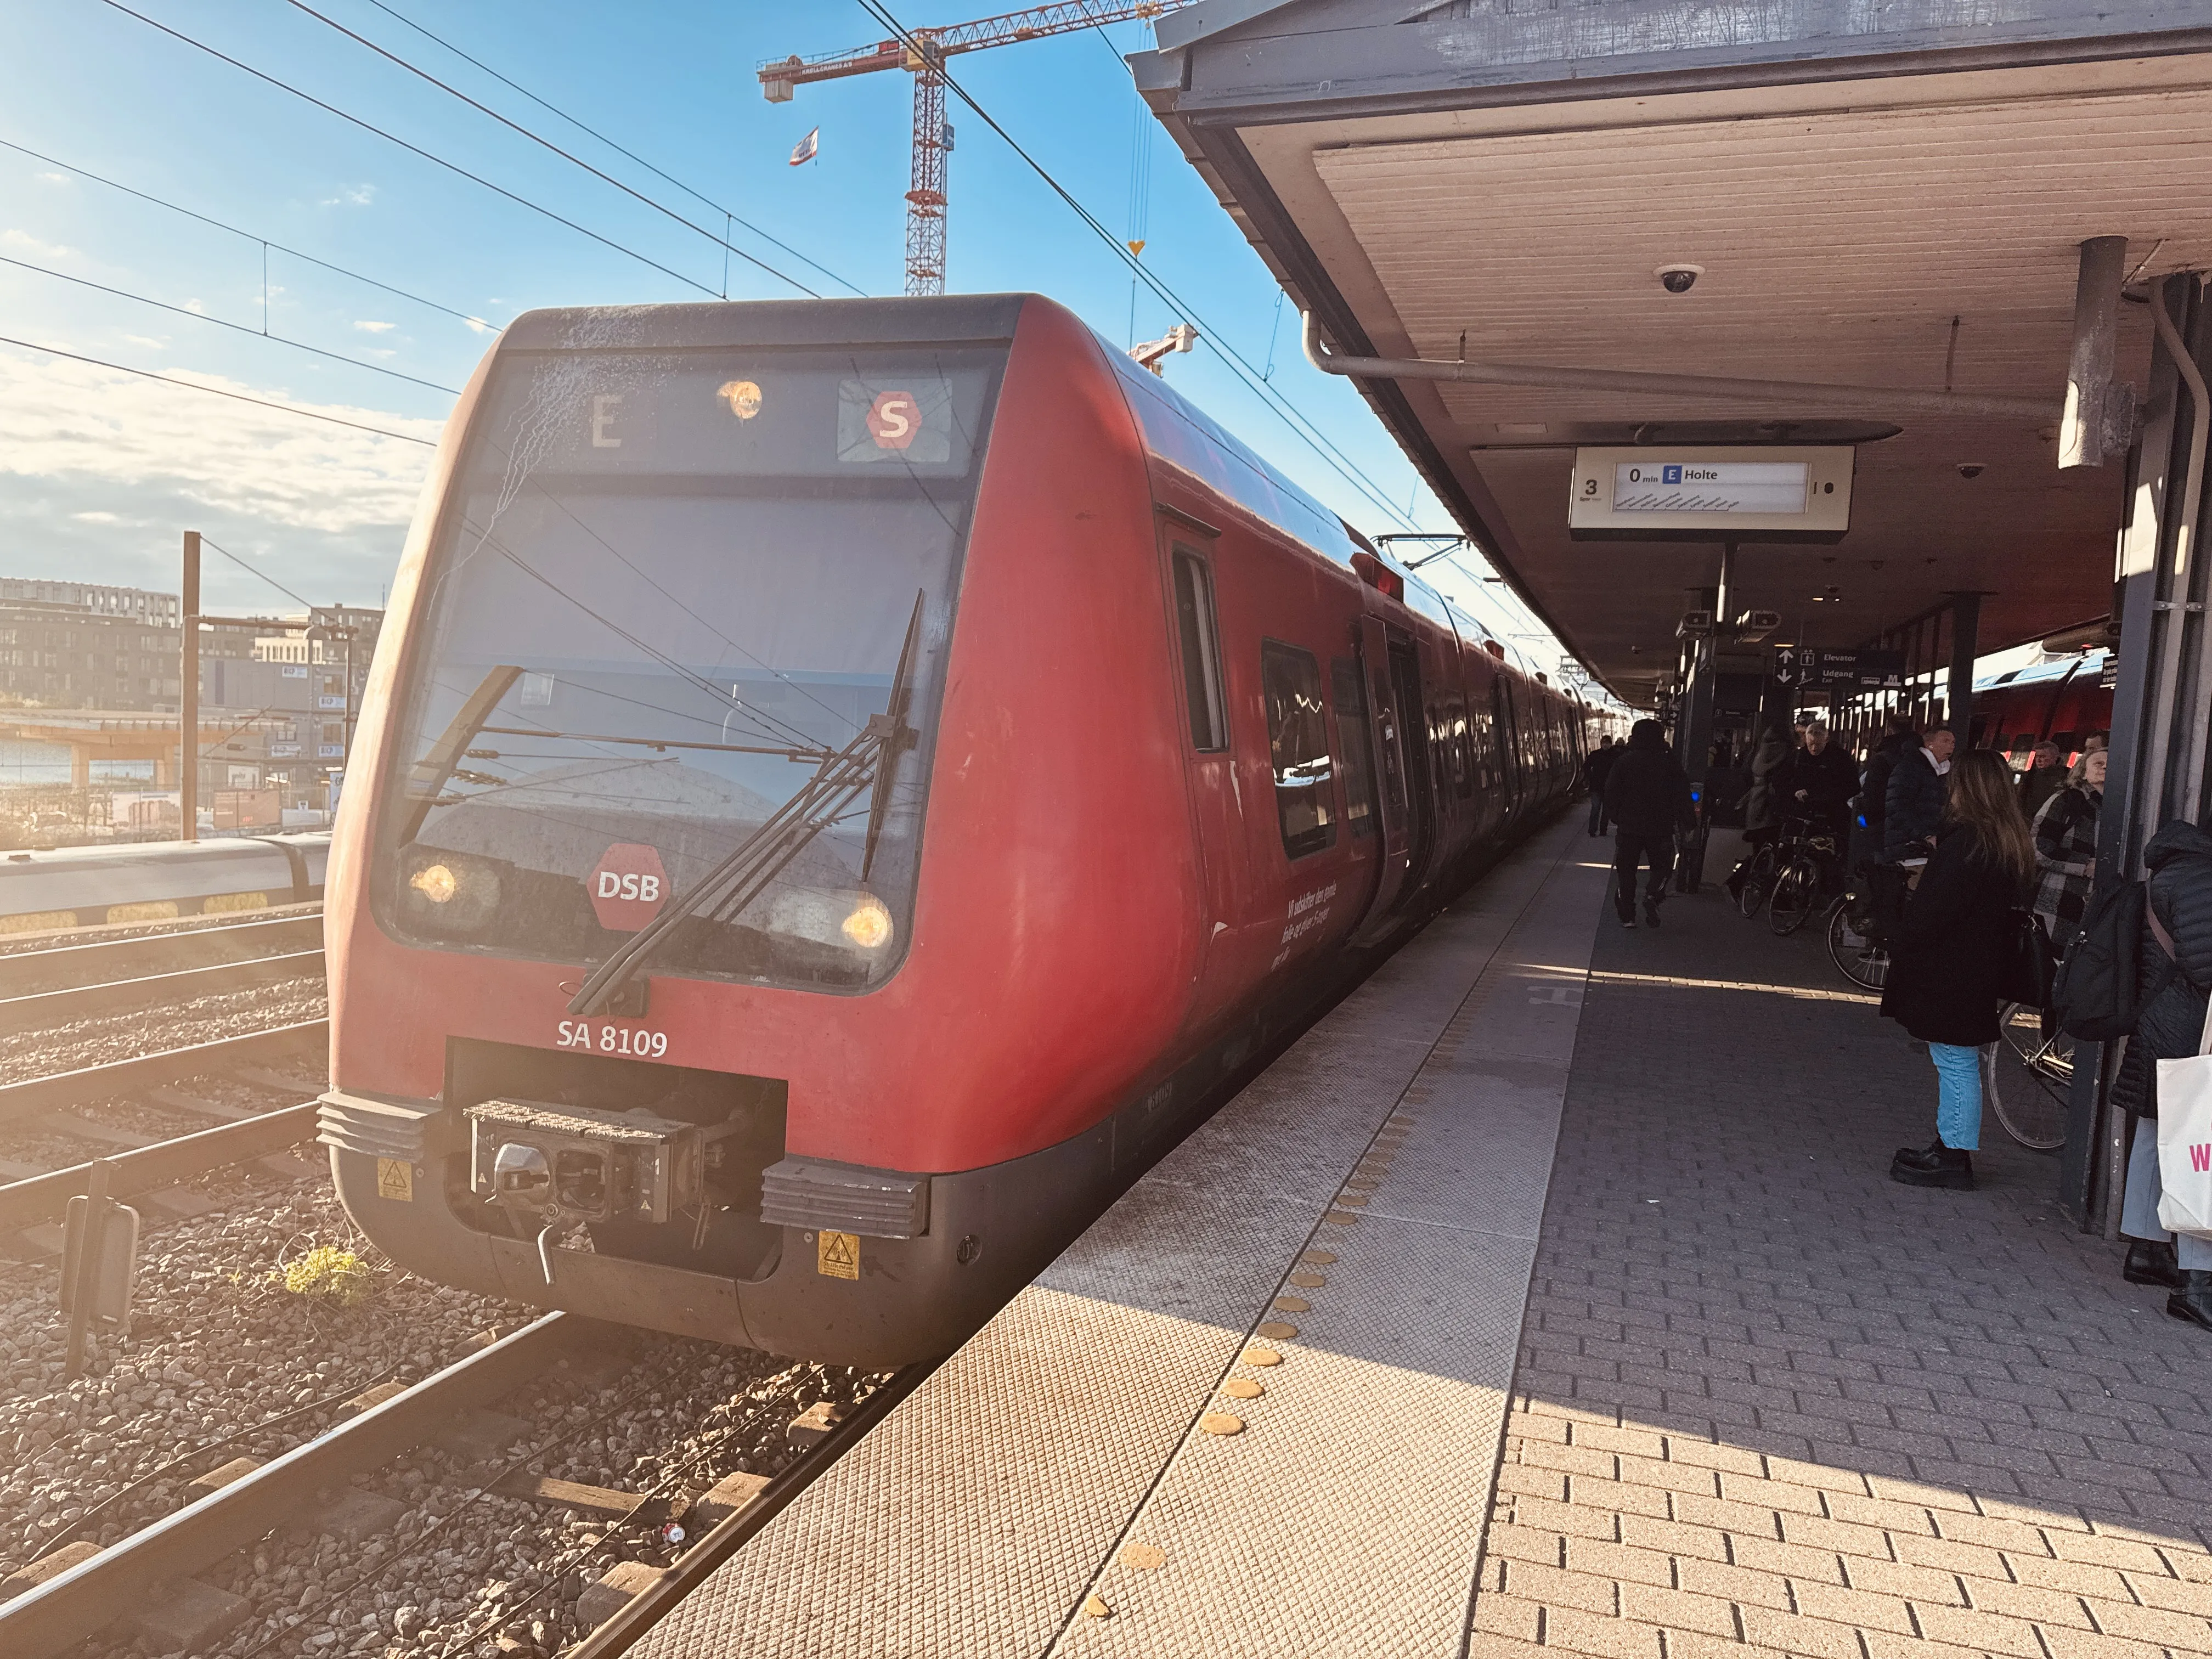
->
xmin=0 ymin=949 xmax=325 ymax=1028
xmin=564 ymin=1361 xmax=934 ymax=1659
xmin=0 ymin=911 xmax=322 ymax=1000
xmin=0 ymin=1312 xmax=598 ymax=1659
xmin=0 ymin=1101 xmax=319 ymax=1233
xmin=0 ymin=1022 xmax=327 ymax=1125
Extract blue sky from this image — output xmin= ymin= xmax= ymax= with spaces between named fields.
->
xmin=0 ymin=0 xmax=1571 ymax=665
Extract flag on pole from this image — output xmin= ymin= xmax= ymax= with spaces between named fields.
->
xmin=789 ymin=127 xmax=820 ymax=167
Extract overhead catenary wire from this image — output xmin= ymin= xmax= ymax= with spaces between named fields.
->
xmin=356 ymin=0 xmax=865 ymax=298
xmin=95 ymin=0 xmax=736 ymax=302
xmin=0 ymin=251 xmax=460 ymax=395
xmin=853 ymin=0 xmax=1418 ymax=531
xmin=274 ymin=0 xmax=829 ymax=299
xmin=0 ymin=134 xmax=495 ymax=331
xmin=0 ymin=332 xmax=437 ymax=444
xmin=200 ymin=534 xmax=319 ymax=612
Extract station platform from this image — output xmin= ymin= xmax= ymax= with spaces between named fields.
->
xmin=635 ymin=815 xmax=2212 ymax=1659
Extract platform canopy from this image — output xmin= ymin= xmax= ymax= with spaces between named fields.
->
xmin=1133 ymin=0 xmax=2212 ymax=704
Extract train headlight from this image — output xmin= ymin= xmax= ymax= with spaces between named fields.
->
xmin=410 ymin=863 xmax=459 ymax=904
xmin=398 ymin=847 xmax=503 ymax=935
xmin=840 ymin=894 xmax=894 ymax=950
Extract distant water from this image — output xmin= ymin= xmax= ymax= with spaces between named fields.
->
xmin=0 ymin=739 xmax=155 ymax=786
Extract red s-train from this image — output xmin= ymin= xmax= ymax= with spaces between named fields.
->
xmin=319 ymin=295 xmax=1592 ymax=1367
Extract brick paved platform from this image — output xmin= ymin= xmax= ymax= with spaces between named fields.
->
xmin=1476 ymin=867 xmax=2212 ymax=1659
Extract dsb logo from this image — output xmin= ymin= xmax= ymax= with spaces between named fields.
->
xmin=588 ymin=843 xmax=669 ymax=932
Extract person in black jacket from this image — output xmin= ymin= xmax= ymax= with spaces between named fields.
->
xmin=2108 ymin=818 xmax=2212 ymax=1330
xmin=1602 ymin=719 xmax=1695 ymax=930
xmin=1581 ymin=735 xmax=1619 ymax=837
xmin=1775 ymin=720 xmax=1859 ymax=838
xmin=1883 ymin=726 xmax=1954 ymax=859
xmin=1856 ymin=716 xmax=1918 ymax=858
xmin=1881 ymin=750 xmax=2034 ymax=1190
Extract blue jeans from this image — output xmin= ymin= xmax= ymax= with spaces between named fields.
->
xmin=1929 ymin=1042 xmax=1982 ymax=1150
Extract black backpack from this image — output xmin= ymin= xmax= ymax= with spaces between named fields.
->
xmin=2052 ymin=879 xmax=2174 ymax=1041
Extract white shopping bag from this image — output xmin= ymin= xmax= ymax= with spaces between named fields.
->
xmin=2155 ymin=996 xmax=2212 ymax=1240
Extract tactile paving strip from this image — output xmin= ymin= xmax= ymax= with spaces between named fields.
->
xmin=631 ymin=818 xmax=1601 ymax=1659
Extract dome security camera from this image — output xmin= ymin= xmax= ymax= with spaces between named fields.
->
xmin=1957 ymin=462 xmax=1985 ymax=479
xmin=1655 ymin=263 xmax=1704 ymax=295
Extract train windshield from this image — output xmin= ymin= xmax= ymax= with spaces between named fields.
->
xmin=374 ymin=342 xmax=1006 ymax=991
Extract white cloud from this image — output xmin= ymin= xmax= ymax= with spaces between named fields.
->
xmin=2 ymin=228 xmax=74 ymax=260
xmin=322 ymin=183 xmax=377 ymax=207
xmin=123 ymin=334 xmax=169 ymax=349
xmin=34 ymin=171 xmax=70 ymax=185
xmin=181 ymin=299 xmax=205 ymax=314
xmin=353 ymin=320 xmax=396 ymax=333
xmin=0 ymin=351 xmax=441 ymax=561
xmin=464 ymin=317 xmax=494 ymax=334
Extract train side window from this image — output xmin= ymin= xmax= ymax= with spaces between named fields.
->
xmin=1331 ymin=658 xmax=1377 ymax=838
xmin=1262 ymin=641 xmax=1336 ymax=859
xmin=1170 ymin=549 xmax=1228 ymax=752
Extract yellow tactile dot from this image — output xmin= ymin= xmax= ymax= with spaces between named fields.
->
xmin=1389 ymin=1115 xmax=1418 ymax=1126
xmin=1084 ymin=1594 xmax=1113 ymax=1619
xmin=1336 ymin=1193 xmax=1369 ymax=1207
xmin=1223 ymin=1377 xmax=1264 ymax=1400
xmin=1243 ymin=1347 xmax=1282 ymax=1367
xmin=1289 ymin=1271 xmax=1326 ymax=1288
xmin=1343 ymin=1177 xmax=1378 ymax=1191
xmin=1120 ymin=1543 xmax=1166 ymax=1570
xmin=1322 ymin=1211 xmax=1360 ymax=1226
xmin=1273 ymin=1295 xmax=1310 ymax=1312
xmin=1256 ymin=1321 xmax=1298 ymax=1340
xmin=1300 ymin=1250 xmax=1336 ymax=1265
xmin=1200 ymin=1412 xmax=1245 ymax=1435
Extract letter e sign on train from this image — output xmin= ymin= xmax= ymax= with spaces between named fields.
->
xmin=589 ymin=843 xmax=668 ymax=931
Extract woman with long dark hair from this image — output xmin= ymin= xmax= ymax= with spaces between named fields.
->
xmin=1882 ymin=749 xmax=2036 ymax=1189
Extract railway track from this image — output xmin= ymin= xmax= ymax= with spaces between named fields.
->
xmin=0 ymin=1025 xmax=328 ymax=1245
xmin=0 ymin=910 xmax=323 ymax=1000
xmin=0 ymin=1313 xmax=920 ymax=1659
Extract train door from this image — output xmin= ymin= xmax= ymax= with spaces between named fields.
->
xmin=1493 ymin=675 xmax=1523 ymax=817
xmin=1349 ymin=614 xmax=1424 ymax=943
xmin=1159 ymin=518 xmax=1251 ymax=1024
xmin=1391 ymin=639 xmax=1437 ymax=882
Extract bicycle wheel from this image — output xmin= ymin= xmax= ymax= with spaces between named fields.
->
xmin=1736 ymin=845 xmax=1778 ymax=919
xmin=1987 ymin=1002 xmax=2071 ymax=1151
xmin=1768 ymin=857 xmax=1818 ymax=935
xmin=1826 ymin=900 xmax=1889 ymax=991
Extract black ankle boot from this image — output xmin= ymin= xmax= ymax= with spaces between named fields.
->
xmin=1891 ymin=1139 xmax=1947 ymax=1172
xmin=2170 ymin=1271 xmax=2212 ymax=1331
xmin=2125 ymin=1239 xmax=2182 ymax=1289
xmin=1891 ymin=1144 xmax=1974 ymax=1189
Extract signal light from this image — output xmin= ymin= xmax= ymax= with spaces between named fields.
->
xmin=410 ymin=863 xmax=458 ymax=904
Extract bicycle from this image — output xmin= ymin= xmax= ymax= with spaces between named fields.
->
xmin=1733 ymin=839 xmax=1781 ymax=919
xmin=1985 ymin=1000 xmax=2073 ymax=1151
xmin=1767 ymin=821 xmax=1843 ymax=936
xmin=1824 ymin=894 xmax=1889 ymax=991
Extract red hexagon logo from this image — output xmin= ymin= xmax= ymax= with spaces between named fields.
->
xmin=865 ymin=389 xmax=922 ymax=450
xmin=588 ymin=843 xmax=668 ymax=932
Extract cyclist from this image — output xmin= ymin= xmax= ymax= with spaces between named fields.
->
xmin=1776 ymin=720 xmax=1857 ymax=891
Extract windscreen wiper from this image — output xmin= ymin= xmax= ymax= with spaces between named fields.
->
xmin=398 ymin=665 xmax=522 ymax=843
xmin=566 ymin=591 xmax=927 ymax=1017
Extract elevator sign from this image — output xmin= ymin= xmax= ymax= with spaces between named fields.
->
xmin=1568 ymin=445 xmax=1854 ymax=541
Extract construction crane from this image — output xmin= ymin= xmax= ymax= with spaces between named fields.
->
xmin=760 ymin=3 xmax=1189 ymax=296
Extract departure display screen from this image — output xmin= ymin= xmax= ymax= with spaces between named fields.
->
xmin=1610 ymin=460 xmax=1809 ymax=515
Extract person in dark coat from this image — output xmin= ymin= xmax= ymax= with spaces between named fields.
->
xmin=1775 ymin=720 xmax=1859 ymax=837
xmin=1882 ymin=749 xmax=2034 ymax=1190
xmin=1883 ymin=726 xmax=1954 ymax=859
xmin=1856 ymin=716 xmax=1918 ymax=855
xmin=1581 ymin=735 xmax=1619 ymax=837
xmin=1602 ymin=718 xmax=1695 ymax=930
xmin=2108 ymin=818 xmax=2212 ymax=1330
xmin=1740 ymin=724 xmax=1792 ymax=839
xmin=2016 ymin=741 xmax=2066 ymax=823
